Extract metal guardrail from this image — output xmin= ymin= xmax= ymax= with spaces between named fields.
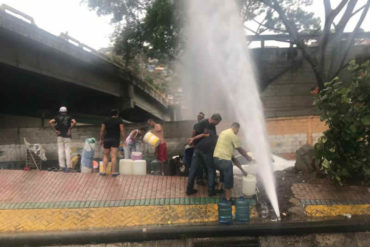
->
xmin=0 ymin=4 xmax=35 ymax=25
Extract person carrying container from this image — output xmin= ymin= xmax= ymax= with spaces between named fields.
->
xmin=213 ymin=122 xmax=252 ymax=201
xmin=125 ymin=127 xmax=146 ymax=159
xmin=99 ymin=109 xmax=125 ymax=177
xmin=49 ymin=106 xmax=77 ymax=172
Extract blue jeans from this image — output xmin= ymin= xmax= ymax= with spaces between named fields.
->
xmin=214 ymin=158 xmax=234 ymax=189
xmin=186 ymin=150 xmax=215 ymax=193
xmin=125 ymin=143 xmax=136 ymax=159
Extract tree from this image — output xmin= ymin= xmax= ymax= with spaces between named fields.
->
xmin=262 ymin=0 xmax=370 ymax=89
xmin=314 ymin=60 xmax=370 ymax=184
xmin=85 ymin=0 xmax=320 ymax=64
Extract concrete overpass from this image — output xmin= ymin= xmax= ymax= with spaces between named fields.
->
xmin=0 ymin=5 xmax=171 ymax=122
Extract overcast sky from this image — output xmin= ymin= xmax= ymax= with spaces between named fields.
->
xmin=0 ymin=0 xmax=369 ymax=50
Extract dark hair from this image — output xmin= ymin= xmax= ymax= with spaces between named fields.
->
xmin=232 ymin=122 xmax=240 ymax=128
xmin=211 ymin=113 xmax=222 ymax=122
xmin=111 ymin=109 xmax=119 ymax=116
xmin=199 ymin=112 xmax=205 ymax=116
xmin=139 ymin=127 xmax=147 ymax=132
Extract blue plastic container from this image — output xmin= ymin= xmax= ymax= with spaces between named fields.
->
xmin=218 ymin=200 xmax=233 ymax=224
xmin=235 ymin=197 xmax=250 ymax=223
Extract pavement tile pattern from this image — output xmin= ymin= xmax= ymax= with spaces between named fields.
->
xmin=292 ymin=183 xmax=370 ymax=217
xmin=0 ymin=170 xmax=257 ymax=233
xmin=0 ymin=204 xmax=257 ymax=233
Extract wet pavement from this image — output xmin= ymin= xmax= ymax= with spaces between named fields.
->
xmin=0 ymin=170 xmax=368 ymax=234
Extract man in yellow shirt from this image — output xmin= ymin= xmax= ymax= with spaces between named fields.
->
xmin=213 ymin=122 xmax=252 ymax=201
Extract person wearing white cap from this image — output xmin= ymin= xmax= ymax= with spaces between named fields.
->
xmin=49 ymin=106 xmax=77 ymax=172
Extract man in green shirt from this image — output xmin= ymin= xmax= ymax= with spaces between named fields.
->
xmin=213 ymin=122 xmax=252 ymax=201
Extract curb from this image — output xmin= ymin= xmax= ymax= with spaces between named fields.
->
xmin=0 ymin=217 xmax=369 ymax=246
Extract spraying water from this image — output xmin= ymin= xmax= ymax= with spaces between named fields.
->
xmin=180 ymin=0 xmax=280 ymax=217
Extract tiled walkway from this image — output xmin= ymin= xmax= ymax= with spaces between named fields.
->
xmin=0 ymin=170 xmax=256 ymax=233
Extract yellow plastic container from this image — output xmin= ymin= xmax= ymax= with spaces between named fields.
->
xmin=143 ymin=132 xmax=160 ymax=147
xmin=99 ymin=161 xmax=112 ymax=174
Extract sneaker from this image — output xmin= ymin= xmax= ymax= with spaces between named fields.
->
xmin=112 ymin=173 xmax=120 ymax=177
xmin=186 ymin=189 xmax=198 ymax=196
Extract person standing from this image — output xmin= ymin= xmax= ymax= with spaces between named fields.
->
xmin=125 ymin=127 xmax=146 ymax=158
xmin=99 ymin=109 xmax=125 ymax=177
xmin=148 ymin=119 xmax=167 ymax=176
xmin=186 ymin=113 xmax=222 ymax=196
xmin=197 ymin=112 xmax=205 ymax=122
xmin=213 ymin=122 xmax=252 ymax=201
xmin=49 ymin=106 xmax=77 ymax=172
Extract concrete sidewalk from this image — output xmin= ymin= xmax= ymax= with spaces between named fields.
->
xmin=0 ymin=170 xmax=256 ymax=233
xmin=0 ymin=170 xmax=369 ymax=234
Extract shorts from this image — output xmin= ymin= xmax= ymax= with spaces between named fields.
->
xmin=155 ymin=142 xmax=168 ymax=162
xmin=214 ymin=157 xmax=233 ymax=189
xmin=104 ymin=139 xmax=120 ymax=149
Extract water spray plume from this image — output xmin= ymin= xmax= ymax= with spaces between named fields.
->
xmin=181 ymin=0 xmax=280 ymax=218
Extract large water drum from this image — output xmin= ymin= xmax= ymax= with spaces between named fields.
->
xmin=242 ymin=174 xmax=256 ymax=196
xmin=235 ymin=197 xmax=250 ymax=223
xmin=133 ymin=160 xmax=146 ymax=175
xmin=218 ymin=200 xmax=233 ymax=224
xmin=143 ymin=132 xmax=160 ymax=147
xmin=119 ymin=159 xmax=133 ymax=175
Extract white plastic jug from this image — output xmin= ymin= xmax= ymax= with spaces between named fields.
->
xmin=133 ymin=160 xmax=146 ymax=175
xmin=242 ymin=174 xmax=256 ymax=196
xmin=143 ymin=132 xmax=160 ymax=147
xmin=119 ymin=159 xmax=133 ymax=175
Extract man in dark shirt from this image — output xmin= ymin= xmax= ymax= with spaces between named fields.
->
xmin=99 ymin=109 xmax=125 ymax=176
xmin=186 ymin=113 xmax=222 ymax=196
xmin=49 ymin=106 xmax=77 ymax=172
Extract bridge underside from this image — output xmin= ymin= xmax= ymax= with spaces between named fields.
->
xmin=0 ymin=63 xmax=158 ymax=123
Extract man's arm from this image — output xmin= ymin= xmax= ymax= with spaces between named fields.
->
xmin=187 ymin=133 xmax=209 ymax=145
xmin=232 ymin=156 xmax=248 ymax=176
xmin=49 ymin=119 xmax=60 ymax=135
xmin=71 ymin=119 xmax=77 ymax=128
xmin=236 ymin=147 xmax=252 ymax=161
xmin=99 ymin=124 xmax=106 ymax=146
xmin=120 ymin=124 xmax=125 ymax=142
xmin=67 ymin=119 xmax=77 ymax=136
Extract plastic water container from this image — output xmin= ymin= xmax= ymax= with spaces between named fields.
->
xmin=133 ymin=160 xmax=146 ymax=175
xmin=143 ymin=132 xmax=160 ymax=147
xmin=218 ymin=200 xmax=233 ymax=224
xmin=242 ymin=174 xmax=257 ymax=196
xmin=150 ymin=159 xmax=162 ymax=175
xmin=235 ymin=197 xmax=250 ymax=223
xmin=99 ymin=161 xmax=112 ymax=174
xmin=119 ymin=159 xmax=133 ymax=175
xmin=131 ymin=152 xmax=143 ymax=160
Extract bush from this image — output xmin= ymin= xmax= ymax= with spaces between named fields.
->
xmin=313 ymin=60 xmax=370 ymax=184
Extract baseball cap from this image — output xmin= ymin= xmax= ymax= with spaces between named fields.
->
xmin=59 ymin=106 xmax=67 ymax=113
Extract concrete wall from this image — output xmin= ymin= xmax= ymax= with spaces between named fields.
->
xmin=0 ymin=116 xmax=327 ymax=164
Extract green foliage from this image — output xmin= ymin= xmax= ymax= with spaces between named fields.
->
xmin=85 ymin=0 xmax=320 ymax=62
xmin=313 ymin=60 xmax=370 ymax=184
